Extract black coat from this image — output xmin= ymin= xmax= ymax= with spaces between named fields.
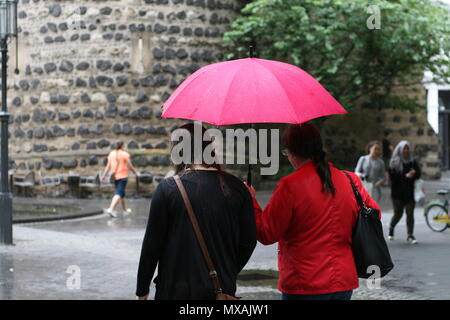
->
xmin=136 ymin=170 xmax=257 ymax=300
xmin=389 ymin=160 xmax=421 ymax=202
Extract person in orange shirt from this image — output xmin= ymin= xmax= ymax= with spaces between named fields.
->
xmin=101 ymin=141 xmax=139 ymax=217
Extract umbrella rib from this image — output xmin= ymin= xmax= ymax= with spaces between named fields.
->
xmin=253 ymin=60 xmax=302 ymax=123
xmin=217 ymin=66 xmax=243 ymax=125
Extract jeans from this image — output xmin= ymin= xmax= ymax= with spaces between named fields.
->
xmin=281 ymin=290 xmax=353 ymax=301
xmin=114 ymin=178 xmax=128 ymax=198
xmin=390 ymin=198 xmax=415 ymax=236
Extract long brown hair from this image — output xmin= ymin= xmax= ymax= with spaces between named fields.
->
xmin=170 ymin=123 xmax=230 ymax=196
xmin=170 ymin=123 xmax=221 ymax=174
xmin=282 ymin=123 xmax=335 ymax=196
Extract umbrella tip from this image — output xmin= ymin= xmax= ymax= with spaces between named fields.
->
xmin=249 ymin=45 xmax=254 ymax=58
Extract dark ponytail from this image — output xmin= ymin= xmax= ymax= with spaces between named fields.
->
xmin=282 ymin=123 xmax=335 ymax=196
xmin=116 ymin=141 xmax=124 ymax=150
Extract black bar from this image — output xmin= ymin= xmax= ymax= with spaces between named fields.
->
xmin=0 ymin=37 xmax=13 ymax=244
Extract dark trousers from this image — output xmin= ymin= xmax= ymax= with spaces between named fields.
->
xmin=390 ymin=198 xmax=415 ymax=236
xmin=281 ymin=290 xmax=353 ymax=301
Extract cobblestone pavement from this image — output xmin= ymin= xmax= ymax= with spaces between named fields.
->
xmin=1 ymin=179 xmax=449 ymax=300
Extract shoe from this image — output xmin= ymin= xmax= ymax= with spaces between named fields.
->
xmin=124 ymin=208 xmax=132 ymax=215
xmin=388 ymin=229 xmax=394 ymax=240
xmin=105 ymin=208 xmax=117 ymax=218
xmin=407 ymin=235 xmax=418 ymax=244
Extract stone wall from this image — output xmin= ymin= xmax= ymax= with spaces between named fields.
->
xmin=5 ymin=0 xmax=242 ymax=192
xmin=3 ymin=0 xmax=442 ymax=195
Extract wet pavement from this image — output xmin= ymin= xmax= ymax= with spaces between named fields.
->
xmin=1 ymin=180 xmax=450 ymax=300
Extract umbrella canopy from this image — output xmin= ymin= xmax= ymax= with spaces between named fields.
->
xmin=162 ymin=57 xmax=347 ymax=125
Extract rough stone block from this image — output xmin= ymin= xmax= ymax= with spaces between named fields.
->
xmin=76 ymin=62 xmax=90 ymax=71
xmin=86 ymin=142 xmax=97 ymax=150
xmin=136 ymin=91 xmax=149 ymax=103
xmin=44 ymin=63 xmax=57 ymax=73
xmin=63 ymin=158 xmax=78 ymax=169
xmin=116 ymin=76 xmax=128 ymax=87
xmin=12 ymin=97 xmax=22 ymax=107
xmin=122 ymin=123 xmax=132 ymax=135
xmin=105 ymin=104 xmax=118 ymax=118
xmin=77 ymin=124 xmax=90 ymax=136
xmin=34 ymin=144 xmax=48 ymax=153
xmin=52 ymin=125 xmax=65 ymax=137
xmin=128 ymin=141 xmax=139 ymax=149
xmin=96 ymin=60 xmax=113 ymax=71
xmin=34 ymin=127 xmax=45 ymax=139
xmin=50 ymin=4 xmax=62 ymax=17
xmin=67 ymin=128 xmax=75 ymax=137
xmin=97 ymin=139 xmax=110 ymax=149
xmin=112 ymin=123 xmax=122 ymax=134
xmin=153 ymin=48 xmax=164 ymax=59
xmin=96 ymin=76 xmax=114 ymax=87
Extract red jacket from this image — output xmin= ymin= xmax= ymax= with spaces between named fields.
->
xmin=253 ymin=162 xmax=380 ymax=295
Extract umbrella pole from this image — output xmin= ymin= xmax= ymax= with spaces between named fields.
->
xmin=247 ymin=44 xmax=255 ymax=186
xmin=247 ymin=123 xmax=254 ymax=186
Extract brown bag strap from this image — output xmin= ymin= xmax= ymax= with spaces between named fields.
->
xmin=173 ymin=175 xmax=223 ymax=294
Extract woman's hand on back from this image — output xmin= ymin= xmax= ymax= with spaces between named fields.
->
xmin=244 ymin=182 xmax=256 ymax=198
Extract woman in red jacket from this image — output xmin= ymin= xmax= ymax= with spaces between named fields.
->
xmin=246 ymin=123 xmax=380 ymax=300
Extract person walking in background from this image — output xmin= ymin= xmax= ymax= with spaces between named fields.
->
xmin=136 ymin=123 xmax=256 ymax=300
xmin=388 ymin=141 xmax=421 ymax=244
xmin=382 ymin=131 xmax=394 ymax=185
xmin=354 ymin=141 xmax=386 ymax=203
xmin=382 ymin=131 xmax=394 ymax=167
xmin=101 ymin=141 xmax=139 ymax=218
xmin=245 ymin=123 xmax=380 ymax=301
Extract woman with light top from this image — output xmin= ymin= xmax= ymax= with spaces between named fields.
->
xmin=101 ymin=141 xmax=139 ymax=217
xmin=354 ymin=141 xmax=386 ymax=203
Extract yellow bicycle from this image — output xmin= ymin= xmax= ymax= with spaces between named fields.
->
xmin=424 ymin=189 xmax=450 ymax=232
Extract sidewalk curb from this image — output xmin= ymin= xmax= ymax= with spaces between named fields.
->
xmin=13 ymin=207 xmax=103 ymax=224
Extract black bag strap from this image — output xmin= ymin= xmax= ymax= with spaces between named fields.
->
xmin=343 ymin=171 xmax=366 ymax=209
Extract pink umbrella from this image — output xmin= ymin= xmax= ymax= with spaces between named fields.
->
xmin=162 ymin=57 xmax=347 ymax=125
xmin=162 ymin=57 xmax=348 ymax=184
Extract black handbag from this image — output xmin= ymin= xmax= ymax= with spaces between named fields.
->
xmin=344 ymin=172 xmax=394 ymax=279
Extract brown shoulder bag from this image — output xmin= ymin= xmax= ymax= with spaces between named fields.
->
xmin=173 ymin=175 xmax=240 ymax=300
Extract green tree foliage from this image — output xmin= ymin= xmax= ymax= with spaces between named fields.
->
xmin=224 ymin=0 xmax=450 ymax=110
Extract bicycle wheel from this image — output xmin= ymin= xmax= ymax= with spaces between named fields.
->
xmin=425 ymin=204 xmax=449 ymax=232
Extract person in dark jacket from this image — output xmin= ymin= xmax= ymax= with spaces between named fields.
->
xmin=136 ymin=123 xmax=257 ymax=300
xmin=245 ymin=123 xmax=380 ymax=300
xmin=388 ymin=140 xmax=421 ymax=244
xmin=382 ymin=131 xmax=394 ymax=168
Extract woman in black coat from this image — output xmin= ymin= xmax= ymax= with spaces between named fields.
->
xmin=136 ymin=123 xmax=257 ymax=300
xmin=388 ymin=140 xmax=421 ymax=244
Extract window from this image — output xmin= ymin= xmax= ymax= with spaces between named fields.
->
xmin=131 ymin=36 xmax=151 ymax=73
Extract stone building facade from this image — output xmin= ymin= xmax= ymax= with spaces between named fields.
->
xmin=3 ymin=0 xmax=443 ymax=196
xmin=5 ymin=0 xmax=242 ymax=192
